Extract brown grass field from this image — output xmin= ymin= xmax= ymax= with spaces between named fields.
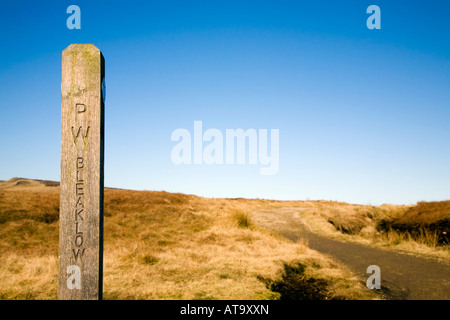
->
xmin=289 ymin=200 xmax=450 ymax=261
xmin=0 ymin=178 xmax=448 ymax=300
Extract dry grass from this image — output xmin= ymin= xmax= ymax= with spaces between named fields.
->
xmin=271 ymin=200 xmax=450 ymax=261
xmin=378 ymin=201 xmax=450 ymax=245
xmin=0 ymin=178 xmax=377 ymax=300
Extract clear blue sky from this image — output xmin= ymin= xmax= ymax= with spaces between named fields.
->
xmin=1 ymin=1 xmax=449 ymax=205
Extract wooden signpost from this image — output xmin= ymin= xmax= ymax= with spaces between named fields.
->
xmin=59 ymin=44 xmax=105 ymax=300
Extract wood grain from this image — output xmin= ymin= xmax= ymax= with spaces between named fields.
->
xmin=59 ymin=44 xmax=104 ymax=300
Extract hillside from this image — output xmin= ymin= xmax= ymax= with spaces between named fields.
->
xmin=0 ymin=177 xmax=60 ymax=190
xmin=378 ymin=201 xmax=450 ymax=245
xmin=0 ymin=178 xmax=448 ymax=299
xmin=0 ymin=178 xmax=378 ymax=300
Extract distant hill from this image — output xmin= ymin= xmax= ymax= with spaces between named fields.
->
xmin=0 ymin=177 xmax=122 ymax=191
xmin=1 ymin=177 xmax=448 ymax=247
xmin=0 ymin=177 xmax=60 ymax=191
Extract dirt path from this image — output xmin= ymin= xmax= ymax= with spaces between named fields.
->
xmin=252 ymin=208 xmax=450 ymax=300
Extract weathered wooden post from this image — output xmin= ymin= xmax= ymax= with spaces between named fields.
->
xmin=59 ymin=44 xmax=105 ymax=300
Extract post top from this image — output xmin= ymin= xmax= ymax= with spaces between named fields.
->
xmin=63 ymin=44 xmax=101 ymax=54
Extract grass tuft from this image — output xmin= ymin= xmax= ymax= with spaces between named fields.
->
xmin=233 ymin=210 xmax=252 ymax=229
xmin=140 ymin=255 xmax=159 ymax=265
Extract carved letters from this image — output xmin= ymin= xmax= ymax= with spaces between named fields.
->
xmin=60 ymin=44 xmax=104 ymax=300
